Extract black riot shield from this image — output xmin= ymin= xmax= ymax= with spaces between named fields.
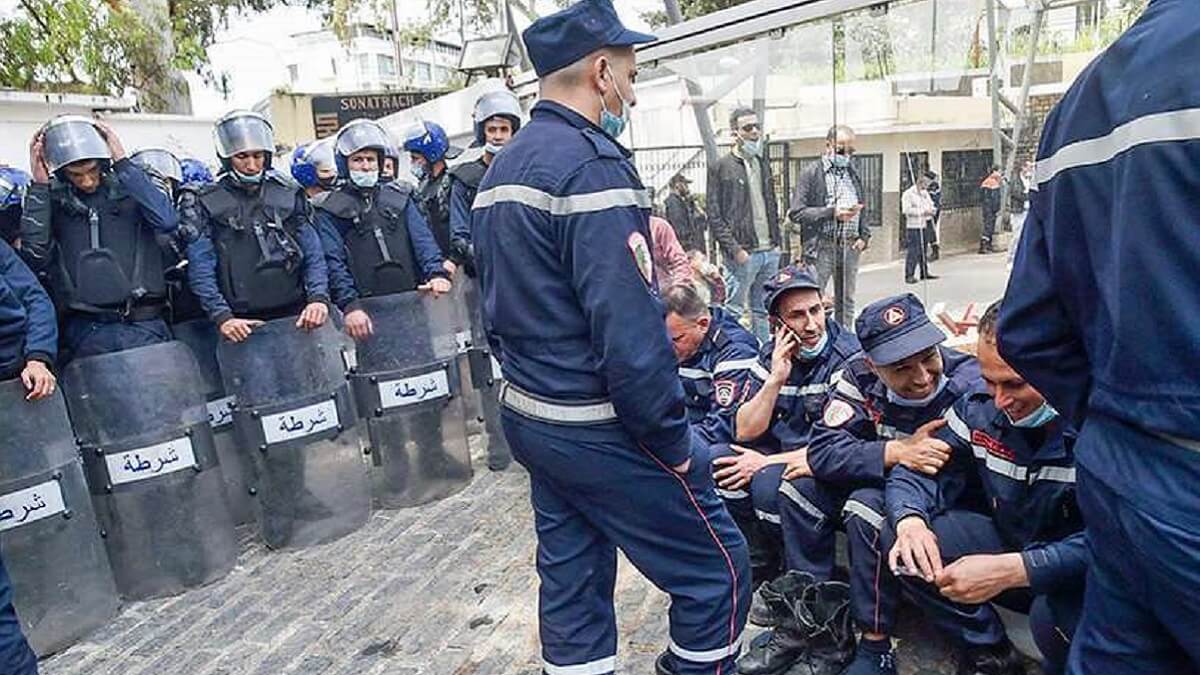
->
xmin=449 ymin=272 xmax=482 ymax=437
xmin=462 ymin=276 xmax=512 ymax=470
xmin=0 ymin=379 xmax=118 ymax=656
xmin=352 ymin=292 xmax=472 ymax=508
xmin=217 ymin=319 xmax=370 ymax=550
xmin=172 ymin=319 xmax=253 ymax=525
xmin=62 ymin=341 xmax=239 ymax=601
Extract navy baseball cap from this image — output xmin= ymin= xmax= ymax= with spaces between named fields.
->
xmin=522 ymin=0 xmax=657 ymax=78
xmin=855 ymin=294 xmax=946 ymax=366
xmin=763 ymin=265 xmax=821 ymax=314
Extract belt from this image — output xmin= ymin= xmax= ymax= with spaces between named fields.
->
xmin=73 ymin=303 xmax=164 ymax=324
xmin=498 ymin=381 xmax=618 ymax=426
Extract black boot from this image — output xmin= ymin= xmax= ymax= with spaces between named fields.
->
xmin=929 ymin=244 xmax=940 ymax=261
xmin=749 ymin=571 xmax=814 ymax=628
xmin=978 ymin=239 xmax=989 ymax=254
xmin=737 ymin=593 xmax=810 ymax=674
xmin=787 ymin=581 xmax=857 ymax=675
xmin=955 ymin=638 xmax=1025 ymax=675
xmin=655 ymin=650 xmax=676 ymax=675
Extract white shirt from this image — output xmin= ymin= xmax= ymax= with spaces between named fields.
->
xmin=902 ymin=185 xmax=935 ymax=230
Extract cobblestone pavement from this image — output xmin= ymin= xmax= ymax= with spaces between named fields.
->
xmin=39 ymin=436 xmax=1036 ymax=675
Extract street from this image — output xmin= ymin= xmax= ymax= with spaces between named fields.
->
xmin=40 ymin=252 xmax=1020 ymax=675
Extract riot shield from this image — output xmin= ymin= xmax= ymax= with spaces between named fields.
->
xmin=462 ymin=275 xmax=512 ymax=470
xmin=172 ymin=319 xmax=253 ymax=525
xmin=449 ymin=271 xmax=482 ymax=437
xmin=352 ymin=292 xmax=472 ymax=508
xmin=0 ymin=379 xmax=118 ymax=656
xmin=217 ymin=319 xmax=370 ymax=550
xmin=62 ymin=341 xmax=238 ymax=601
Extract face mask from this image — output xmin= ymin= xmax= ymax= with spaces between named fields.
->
xmin=599 ymin=64 xmax=631 ymax=139
xmin=233 ymin=169 xmax=263 ymax=185
xmin=484 ymin=143 xmax=505 ymax=156
xmin=742 ymin=139 xmax=763 ymax=157
xmin=350 ymin=170 xmax=378 ymax=189
xmin=886 ymin=374 xmax=947 ymax=408
xmin=1008 ymin=401 xmax=1059 ymax=428
xmin=410 ymin=163 xmax=427 ymax=181
xmin=830 ymin=153 xmax=851 ymax=169
xmin=796 ymin=331 xmax=829 ymax=361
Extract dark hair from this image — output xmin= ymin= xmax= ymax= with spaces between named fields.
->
xmin=730 ymin=107 xmax=756 ymax=130
xmin=978 ymin=298 xmax=1002 ymax=343
xmin=923 ymin=170 xmax=938 ymax=181
xmin=663 ymin=283 xmax=709 ymax=321
xmin=826 ymin=124 xmax=855 ymax=143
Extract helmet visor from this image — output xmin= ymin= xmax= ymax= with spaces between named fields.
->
xmin=214 ymin=114 xmax=274 ymax=159
xmin=130 ymin=148 xmax=183 ymax=183
xmin=335 ymin=121 xmax=392 ymax=158
xmin=43 ymin=117 xmax=111 ymax=173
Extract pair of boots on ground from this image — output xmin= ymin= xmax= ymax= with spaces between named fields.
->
xmin=734 ymin=571 xmax=1027 ymax=675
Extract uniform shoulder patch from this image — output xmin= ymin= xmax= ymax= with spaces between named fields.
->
xmin=627 ymin=231 xmax=652 ymax=285
xmin=823 ymin=399 xmax=856 ymax=427
xmin=714 ymin=379 xmax=738 ymax=407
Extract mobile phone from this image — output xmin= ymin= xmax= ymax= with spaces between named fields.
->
xmin=891 ymin=563 xmax=925 ymax=578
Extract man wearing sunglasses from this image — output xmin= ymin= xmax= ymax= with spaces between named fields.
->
xmin=789 ymin=125 xmax=870 ymax=324
xmin=709 ymin=107 xmax=783 ymax=345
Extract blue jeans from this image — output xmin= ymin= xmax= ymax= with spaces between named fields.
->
xmin=724 ymin=249 xmax=780 ymax=344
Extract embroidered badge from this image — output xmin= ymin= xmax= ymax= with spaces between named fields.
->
xmin=714 ymin=380 xmax=737 ymax=407
xmin=628 ymin=231 xmax=652 ymax=285
xmin=823 ymin=400 xmax=856 ymax=427
xmin=882 ymin=305 xmax=907 ymax=326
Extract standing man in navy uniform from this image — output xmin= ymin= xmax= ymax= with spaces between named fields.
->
xmin=471 ymin=2 xmax=750 ymax=673
xmin=997 ymin=3 xmax=1200 ymax=673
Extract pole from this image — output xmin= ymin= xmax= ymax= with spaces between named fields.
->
xmin=662 ymin=0 xmax=721 ymax=171
xmin=831 ymin=19 xmax=846 ymax=328
xmin=391 ymin=0 xmax=405 ymax=85
xmin=998 ymin=2 xmax=1045 ymax=235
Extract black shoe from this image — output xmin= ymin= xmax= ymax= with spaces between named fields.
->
xmin=789 ymin=581 xmax=856 ymax=675
xmin=905 ymin=277 xmax=918 ymax=284
xmin=749 ymin=571 xmax=814 ymax=628
xmin=920 ymin=274 xmax=939 ymax=280
xmin=955 ymin=639 xmax=1025 ymax=675
xmin=655 ymin=650 xmax=676 ymax=675
xmin=929 ymin=245 xmax=940 ymax=261
xmin=978 ymin=241 xmax=989 ymax=254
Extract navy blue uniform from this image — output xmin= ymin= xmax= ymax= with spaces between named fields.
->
xmin=997 ymin=3 xmax=1200 ymax=673
xmin=885 ymin=386 xmax=1085 ymax=672
xmin=447 ymin=158 xmax=487 ymax=268
xmin=312 ymin=182 xmax=445 ymax=311
xmin=678 ymin=306 xmax=759 ymax=446
xmin=793 ymin=347 xmax=979 ymax=636
xmin=0 ymin=551 xmax=36 ymax=675
xmin=20 ymin=158 xmax=178 ymax=363
xmin=473 ymin=99 xmax=749 ymax=675
xmin=184 ymin=172 xmax=329 ymax=324
xmin=0 ymin=239 xmax=56 ymax=379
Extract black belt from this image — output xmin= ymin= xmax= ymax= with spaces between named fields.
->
xmin=72 ymin=303 xmax=165 ymax=324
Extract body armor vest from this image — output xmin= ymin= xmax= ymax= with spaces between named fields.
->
xmin=319 ymin=183 xmax=420 ymax=297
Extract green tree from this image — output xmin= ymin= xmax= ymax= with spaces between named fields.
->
xmin=641 ymin=0 xmax=752 ymax=28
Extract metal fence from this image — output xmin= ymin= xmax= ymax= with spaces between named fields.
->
xmin=941 ymin=149 xmax=993 ymax=210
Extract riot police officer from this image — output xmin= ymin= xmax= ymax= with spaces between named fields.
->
xmin=22 ymin=116 xmax=179 ymax=363
xmin=290 ymin=139 xmax=337 ymax=202
xmin=314 ymin=119 xmax=450 ymax=341
xmin=0 ymin=167 xmax=31 ymax=246
xmin=473 ymin=2 xmax=750 ymax=673
xmin=887 ymin=300 xmax=1084 ymax=675
xmin=448 ymin=90 xmax=522 ymax=271
xmin=185 ymin=110 xmax=330 ymax=343
xmin=404 ymin=121 xmax=459 ymax=264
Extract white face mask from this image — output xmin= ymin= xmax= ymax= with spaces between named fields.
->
xmin=886 ymin=374 xmax=948 ymax=408
xmin=349 ymin=169 xmax=378 ymax=189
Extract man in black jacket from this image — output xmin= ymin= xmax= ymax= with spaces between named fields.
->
xmin=709 ymin=107 xmax=782 ymax=344
xmin=788 ymin=125 xmax=870 ymax=325
xmin=663 ymin=173 xmax=705 ymax=254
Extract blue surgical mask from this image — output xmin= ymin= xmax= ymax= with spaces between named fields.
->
xmin=350 ymin=170 xmax=378 ymax=189
xmin=410 ymin=163 xmax=427 ymax=181
xmin=1008 ymin=401 xmax=1059 ymax=428
xmin=830 ymin=153 xmax=851 ymax=169
xmin=886 ymin=374 xmax=947 ymax=408
xmin=484 ymin=143 xmax=504 ymax=156
xmin=742 ymin=139 xmax=763 ymax=157
xmin=233 ymin=169 xmax=263 ymax=185
xmin=797 ymin=331 xmax=829 ymax=361
xmin=599 ymin=64 xmax=631 ymax=139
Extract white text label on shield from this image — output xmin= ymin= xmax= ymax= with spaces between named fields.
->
xmin=490 ymin=355 xmax=503 ymax=381
xmin=262 ymin=400 xmax=340 ymax=445
xmin=105 ymin=437 xmax=198 ymax=486
xmin=379 ymin=370 xmax=450 ymax=410
xmin=0 ymin=479 xmax=67 ymax=533
xmin=207 ymin=395 xmax=236 ymax=429
xmin=455 ymin=331 xmax=472 ymax=354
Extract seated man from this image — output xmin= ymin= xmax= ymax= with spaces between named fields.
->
xmin=714 ymin=266 xmax=859 ymax=594
xmin=885 ymin=299 xmax=1084 ymax=675
xmin=663 ymin=283 xmax=758 ymax=447
xmin=743 ymin=293 xmax=979 ymax=675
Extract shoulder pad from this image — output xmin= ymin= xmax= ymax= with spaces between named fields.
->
xmin=449 ymin=160 xmax=487 ymax=189
xmin=265 ymin=169 xmax=299 ymax=189
xmin=381 ymin=181 xmax=414 ymax=200
xmin=315 ymin=189 xmax=361 ymax=219
xmin=581 ymin=127 xmax=626 ymax=160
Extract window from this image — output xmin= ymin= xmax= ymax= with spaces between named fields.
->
xmin=415 ymin=61 xmax=432 ymax=84
xmin=356 ymin=53 xmax=373 ymax=81
xmin=378 ymin=54 xmax=396 ymax=78
xmin=941 ymin=149 xmax=994 ymax=210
